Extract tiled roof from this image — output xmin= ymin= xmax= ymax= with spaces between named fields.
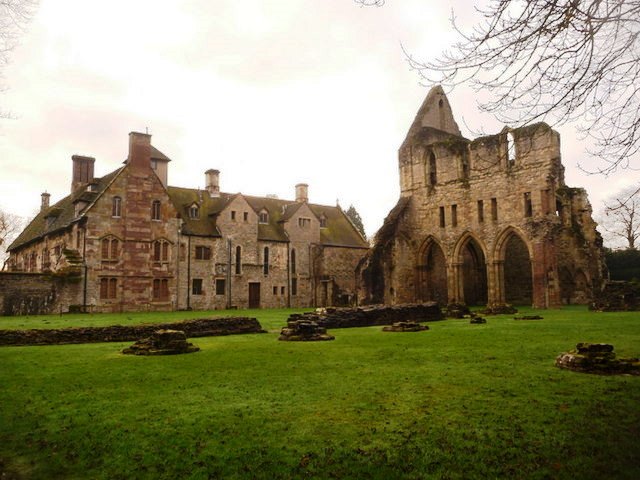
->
xmin=7 ymin=168 xmax=124 ymax=252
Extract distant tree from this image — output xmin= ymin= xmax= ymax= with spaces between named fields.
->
xmin=0 ymin=208 xmax=23 ymax=268
xmin=345 ymin=204 xmax=366 ymax=239
xmin=1 ymin=0 xmax=37 ymax=118
xmin=360 ymin=0 xmax=640 ymax=175
xmin=600 ymin=185 xmax=640 ymax=250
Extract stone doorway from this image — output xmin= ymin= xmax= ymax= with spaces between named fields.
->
xmin=503 ymin=234 xmax=533 ymax=305
xmin=461 ymin=239 xmax=487 ymax=306
xmin=248 ymin=282 xmax=261 ymax=308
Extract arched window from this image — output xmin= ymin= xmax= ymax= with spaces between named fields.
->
xmin=428 ymin=152 xmax=437 ymax=186
xmin=151 ymin=200 xmax=161 ymax=220
xmin=291 ymin=248 xmax=296 ymax=274
xmin=235 ymin=245 xmax=242 ymax=274
xmin=112 ymin=196 xmax=122 ymax=217
xmin=263 ymin=247 xmax=269 ymax=275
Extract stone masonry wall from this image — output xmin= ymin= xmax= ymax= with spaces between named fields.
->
xmin=0 ymin=272 xmax=82 ymax=316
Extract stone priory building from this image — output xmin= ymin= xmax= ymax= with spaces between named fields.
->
xmin=5 ymin=132 xmax=368 ymax=313
xmin=357 ymin=86 xmax=606 ymax=308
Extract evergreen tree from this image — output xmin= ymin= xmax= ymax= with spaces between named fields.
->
xmin=345 ymin=204 xmax=366 ymax=239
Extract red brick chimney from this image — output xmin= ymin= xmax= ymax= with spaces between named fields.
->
xmin=128 ymin=131 xmax=152 ymax=170
xmin=71 ymin=155 xmax=95 ymax=192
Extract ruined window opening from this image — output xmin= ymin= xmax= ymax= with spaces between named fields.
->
xmin=189 ymin=204 xmax=200 ymax=219
xmin=215 ymin=279 xmax=226 ymax=295
xmin=541 ymin=189 xmax=550 ymax=214
xmin=100 ymin=277 xmax=117 ymax=300
xmin=477 ymin=200 xmax=484 ymax=223
xmin=231 ymin=210 xmax=236 ymax=221
xmin=151 ymin=200 xmax=161 ymax=220
xmin=428 ymin=152 xmax=437 ymax=186
xmin=555 ymin=199 xmax=563 ymax=217
xmin=263 ymin=247 xmax=269 ymax=275
xmin=491 ymin=198 xmax=498 ymax=221
xmin=192 ymin=278 xmax=203 ymax=295
xmin=291 ymin=277 xmax=298 ymax=296
xmin=439 ymin=206 xmax=445 ymax=228
xmin=235 ymin=246 xmax=242 ymax=274
xmin=195 ymin=245 xmax=211 ymax=260
xmin=507 ymin=132 xmax=516 ymax=168
xmin=451 ymin=205 xmax=458 ymax=227
xmin=291 ymin=249 xmax=296 ymax=274
xmin=461 ymin=154 xmax=470 ymax=180
xmin=243 ymin=212 xmax=248 ymax=222
xmin=112 ymin=196 xmax=122 ymax=217
xmin=153 ymin=279 xmax=169 ymax=300
xmin=524 ymin=192 xmax=533 ymax=217
xmin=259 ymin=211 xmax=269 ymax=224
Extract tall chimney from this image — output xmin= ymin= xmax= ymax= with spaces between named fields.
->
xmin=205 ymin=169 xmax=220 ymax=197
xmin=41 ymin=192 xmax=50 ymax=211
xmin=295 ymin=183 xmax=308 ymax=203
xmin=128 ymin=131 xmax=152 ymax=170
xmin=71 ymin=155 xmax=95 ymax=192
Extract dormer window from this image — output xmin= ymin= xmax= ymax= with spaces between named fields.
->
xmin=151 ymin=159 xmax=158 ymax=170
xmin=319 ymin=214 xmax=327 ymax=228
xmin=259 ymin=210 xmax=269 ymax=224
xmin=189 ymin=204 xmax=200 ymax=219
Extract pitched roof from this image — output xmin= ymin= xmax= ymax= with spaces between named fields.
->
xmin=7 ymin=167 xmax=124 ymax=252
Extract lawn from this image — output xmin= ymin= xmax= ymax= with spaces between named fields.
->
xmin=1 ymin=306 xmax=639 ymax=479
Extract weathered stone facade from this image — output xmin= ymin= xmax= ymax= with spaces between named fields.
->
xmin=358 ymin=86 xmax=605 ymax=308
xmin=5 ymin=132 xmax=368 ymax=314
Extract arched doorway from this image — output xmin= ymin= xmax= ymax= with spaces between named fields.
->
xmin=460 ymin=238 xmax=487 ymax=306
xmin=420 ymin=241 xmax=448 ymax=304
xmin=503 ymin=234 xmax=533 ymax=305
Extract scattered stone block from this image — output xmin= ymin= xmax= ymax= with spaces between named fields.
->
xmin=446 ymin=303 xmax=470 ymax=318
xmin=382 ymin=321 xmax=429 ymax=332
xmin=122 ymin=330 xmax=200 ymax=356
xmin=514 ymin=315 xmax=543 ymax=320
xmin=469 ymin=316 xmax=486 ymax=324
xmin=555 ymin=343 xmax=640 ymax=375
xmin=279 ymin=320 xmax=335 ymax=341
xmin=481 ymin=304 xmax=518 ymax=315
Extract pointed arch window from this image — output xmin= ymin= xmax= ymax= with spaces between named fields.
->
xmin=507 ymin=132 xmax=516 ymax=167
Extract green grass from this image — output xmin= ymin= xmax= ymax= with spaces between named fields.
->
xmin=1 ymin=306 xmax=639 ymax=479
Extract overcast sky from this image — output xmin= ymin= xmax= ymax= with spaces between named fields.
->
xmin=0 ymin=0 xmax=635 ymax=240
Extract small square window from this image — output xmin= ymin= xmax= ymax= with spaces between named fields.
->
xmin=273 ymin=286 xmax=278 ymax=295
xmin=243 ymin=212 xmax=248 ymax=222
xmin=231 ymin=210 xmax=236 ymax=221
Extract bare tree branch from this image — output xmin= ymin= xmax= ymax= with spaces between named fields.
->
xmin=600 ymin=184 xmax=640 ymax=249
xmin=0 ymin=208 xmax=23 ymax=268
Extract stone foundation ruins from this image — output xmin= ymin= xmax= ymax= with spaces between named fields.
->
xmin=122 ymin=329 xmax=200 ymax=355
xmin=556 ymin=343 xmax=640 ymax=375
xmin=357 ymin=86 xmax=606 ymax=308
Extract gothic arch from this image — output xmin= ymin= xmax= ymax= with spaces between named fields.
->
xmin=416 ymin=236 xmax=448 ymax=304
xmin=452 ymin=232 xmax=488 ymax=305
xmin=494 ymin=227 xmax=533 ymax=305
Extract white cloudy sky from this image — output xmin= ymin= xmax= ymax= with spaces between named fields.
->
xmin=0 ymin=0 xmax=636 ymax=239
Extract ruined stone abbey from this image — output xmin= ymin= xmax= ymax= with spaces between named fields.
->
xmin=357 ymin=86 xmax=606 ymax=308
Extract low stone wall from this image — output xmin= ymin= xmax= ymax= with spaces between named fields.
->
xmin=287 ymin=303 xmax=442 ymax=329
xmin=0 ymin=317 xmax=264 ymax=346
xmin=590 ymin=281 xmax=640 ymax=311
xmin=0 ymin=272 xmax=82 ymax=316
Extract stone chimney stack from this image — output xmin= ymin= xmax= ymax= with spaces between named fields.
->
xmin=40 ymin=192 xmax=50 ymax=211
xmin=295 ymin=183 xmax=308 ymax=203
xmin=71 ymin=155 xmax=95 ymax=193
xmin=205 ymin=169 xmax=220 ymax=197
xmin=128 ymin=131 xmax=152 ymax=170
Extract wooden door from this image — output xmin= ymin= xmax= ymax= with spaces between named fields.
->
xmin=248 ymin=282 xmax=261 ymax=308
